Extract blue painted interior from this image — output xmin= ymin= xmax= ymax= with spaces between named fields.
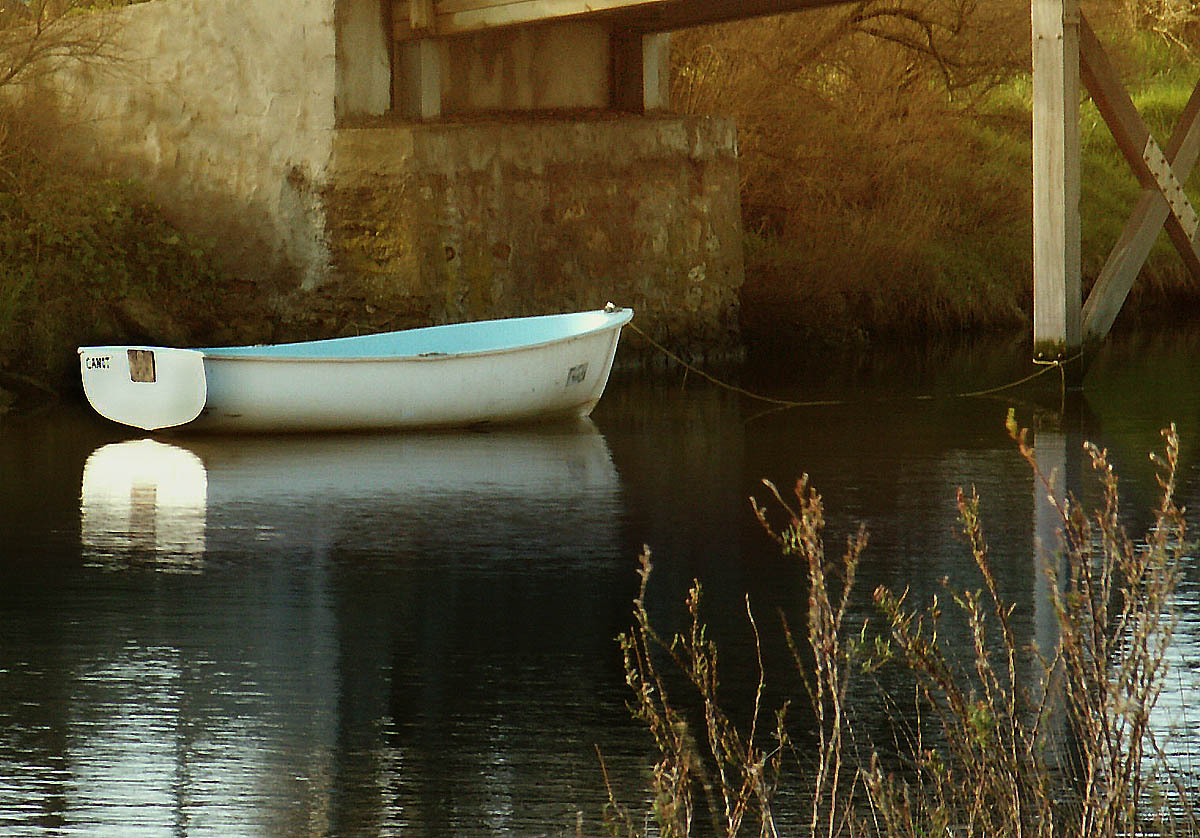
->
xmin=201 ymin=309 xmax=632 ymax=360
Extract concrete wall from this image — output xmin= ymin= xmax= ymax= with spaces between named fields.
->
xmin=326 ymin=115 xmax=744 ymax=352
xmin=52 ymin=0 xmax=339 ymax=290
xmin=337 ymin=0 xmax=393 ymax=119
xmin=441 ymin=22 xmax=611 ymax=114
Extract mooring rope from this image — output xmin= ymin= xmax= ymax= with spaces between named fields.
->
xmin=625 ymin=321 xmax=1083 ymax=411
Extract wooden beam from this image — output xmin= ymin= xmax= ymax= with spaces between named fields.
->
xmin=612 ymin=30 xmax=670 ymax=112
xmin=1080 ymin=23 xmax=1200 ymax=339
xmin=1078 ymin=17 xmax=1200 ymax=273
xmin=1032 ymin=0 xmax=1082 ymax=357
xmin=397 ymin=38 xmax=443 ymax=119
xmin=392 ymin=0 xmax=858 ymax=40
xmin=410 ymin=0 xmax=435 ymax=31
xmin=643 ymin=31 xmax=669 ymax=110
xmin=394 ymin=0 xmax=662 ymax=39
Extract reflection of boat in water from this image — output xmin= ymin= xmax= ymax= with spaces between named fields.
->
xmin=81 ymin=439 xmax=208 ymax=566
xmin=71 ymin=421 xmax=626 ymax=832
xmin=80 ymin=420 xmax=620 ymax=566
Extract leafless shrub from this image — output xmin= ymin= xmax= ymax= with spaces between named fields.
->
xmin=603 ymin=548 xmax=786 ymax=837
xmin=670 ymin=0 xmax=1025 ymax=224
xmin=753 ymin=476 xmax=866 ymax=838
xmin=1121 ymin=0 xmax=1200 ymax=50
xmin=0 ymin=0 xmax=125 ymax=94
xmin=1018 ymin=417 xmax=1188 ymax=835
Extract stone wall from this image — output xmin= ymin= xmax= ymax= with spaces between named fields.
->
xmin=326 ymin=115 xmax=744 ymax=353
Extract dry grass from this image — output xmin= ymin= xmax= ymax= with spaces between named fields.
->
xmin=604 ymin=551 xmax=786 ymax=837
xmin=671 ymin=2 xmax=1200 ymax=348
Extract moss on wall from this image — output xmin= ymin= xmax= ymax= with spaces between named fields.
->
xmin=325 ymin=114 xmax=745 ymax=358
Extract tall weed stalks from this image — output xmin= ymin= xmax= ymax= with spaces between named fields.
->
xmin=606 ymin=551 xmax=785 ymax=837
xmin=609 ymin=417 xmax=1193 ymax=837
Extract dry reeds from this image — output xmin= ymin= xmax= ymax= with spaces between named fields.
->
xmin=604 ymin=549 xmax=786 ymax=837
xmin=608 ymin=416 xmax=1194 ymax=837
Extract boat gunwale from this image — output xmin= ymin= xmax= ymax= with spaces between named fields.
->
xmin=192 ymin=309 xmax=631 ymax=365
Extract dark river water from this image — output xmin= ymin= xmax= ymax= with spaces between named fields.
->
xmin=3 ymin=328 xmax=1200 ymax=835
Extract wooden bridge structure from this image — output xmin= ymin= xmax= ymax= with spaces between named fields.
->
xmin=387 ymin=0 xmax=848 ymax=117
xmin=390 ymin=0 xmax=1200 ymax=360
xmin=1031 ymin=0 xmax=1200 ymax=360
xmin=393 ymin=0 xmax=845 ymax=36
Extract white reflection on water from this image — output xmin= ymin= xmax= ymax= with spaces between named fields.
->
xmin=1156 ymin=569 xmax=1200 ymax=793
xmin=51 ymin=421 xmax=622 ymax=835
xmin=81 ymin=439 xmax=207 ymax=568
xmin=79 ymin=421 xmax=617 ymax=563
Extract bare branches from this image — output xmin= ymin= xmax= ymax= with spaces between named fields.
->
xmin=607 ymin=548 xmax=788 ymax=837
xmin=754 ymin=475 xmax=865 ymax=838
xmin=1016 ymin=421 xmax=1185 ymax=836
xmin=1121 ymin=0 xmax=1200 ymax=51
xmin=0 ymin=0 xmax=126 ymax=95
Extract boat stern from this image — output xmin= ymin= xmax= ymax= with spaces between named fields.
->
xmin=78 ymin=346 xmax=208 ymax=431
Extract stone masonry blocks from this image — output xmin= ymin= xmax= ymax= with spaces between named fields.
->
xmin=327 ymin=115 xmax=744 ymax=355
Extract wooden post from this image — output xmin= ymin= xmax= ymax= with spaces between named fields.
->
xmin=1031 ymin=0 xmax=1081 ymax=360
xmin=397 ymin=38 xmax=442 ymax=120
xmin=409 ymin=0 xmax=434 ymax=31
xmin=642 ymin=33 xmax=670 ymax=112
xmin=612 ymin=31 xmax=670 ymax=113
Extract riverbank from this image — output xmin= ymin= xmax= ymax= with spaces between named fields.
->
xmin=0 ymin=156 xmax=267 ymax=410
xmin=0 ymin=121 xmax=371 ymax=411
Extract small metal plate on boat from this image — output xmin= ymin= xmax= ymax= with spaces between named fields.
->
xmin=128 ymin=349 xmax=157 ymax=383
xmin=566 ymin=362 xmax=588 ymax=385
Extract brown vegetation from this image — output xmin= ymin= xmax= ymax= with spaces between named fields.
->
xmin=0 ymin=1 xmax=269 ymax=407
xmin=0 ymin=103 xmax=253 ymax=401
xmin=672 ymin=1 xmax=1200 ymax=351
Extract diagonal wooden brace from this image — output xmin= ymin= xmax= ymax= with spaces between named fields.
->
xmin=1079 ymin=14 xmax=1200 ymax=339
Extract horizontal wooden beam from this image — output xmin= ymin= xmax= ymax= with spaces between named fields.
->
xmin=614 ymin=0 xmax=857 ymax=30
xmin=393 ymin=0 xmax=855 ymax=39
xmin=395 ymin=0 xmax=660 ymax=38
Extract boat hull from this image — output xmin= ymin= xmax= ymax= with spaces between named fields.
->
xmin=198 ymin=321 xmax=623 ymax=432
xmin=78 ymin=308 xmax=632 ymax=432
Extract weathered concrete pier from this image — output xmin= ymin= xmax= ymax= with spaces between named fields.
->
xmin=48 ymin=0 xmax=769 ymax=353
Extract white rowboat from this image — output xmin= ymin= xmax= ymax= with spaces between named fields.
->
xmin=78 ymin=306 xmax=633 ymax=432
